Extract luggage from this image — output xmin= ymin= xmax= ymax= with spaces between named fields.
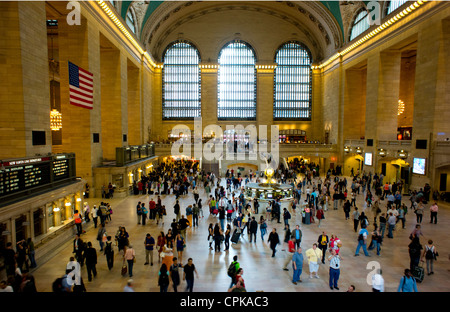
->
xmin=412 ymin=263 xmax=424 ymax=283
xmin=231 ymin=230 xmax=241 ymax=244
xmin=121 ymin=261 xmax=128 ymax=276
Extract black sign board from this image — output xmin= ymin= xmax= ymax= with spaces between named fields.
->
xmin=0 ymin=154 xmax=76 ymax=202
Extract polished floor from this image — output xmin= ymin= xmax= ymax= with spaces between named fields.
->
xmin=31 ymin=175 xmax=450 ymax=292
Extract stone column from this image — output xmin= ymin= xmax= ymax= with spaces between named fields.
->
xmin=0 ymin=1 xmax=51 ymax=158
xmin=58 ymin=14 xmax=102 ymax=186
xmin=411 ymin=18 xmax=450 ymax=189
xmin=127 ymin=60 xmax=142 ymax=145
xmin=100 ymin=47 xmax=124 ymax=160
xmin=256 ymin=66 xmax=275 ymax=132
xmin=200 ymin=66 xmax=219 ymax=130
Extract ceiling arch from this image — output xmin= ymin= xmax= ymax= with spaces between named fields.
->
xmin=139 ymin=1 xmax=349 ymax=62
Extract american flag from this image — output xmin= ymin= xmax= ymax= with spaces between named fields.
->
xmin=68 ymin=61 xmax=94 ymax=109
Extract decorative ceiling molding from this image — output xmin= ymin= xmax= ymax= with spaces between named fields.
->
xmin=140 ymin=1 xmax=346 ymax=62
xmin=150 ymin=4 xmax=325 ymax=61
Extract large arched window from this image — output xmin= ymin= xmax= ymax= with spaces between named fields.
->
xmin=126 ymin=8 xmax=136 ymax=33
xmin=218 ymin=41 xmax=256 ymax=120
xmin=385 ymin=0 xmax=409 ymax=16
xmin=349 ymin=9 xmax=370 ymax=41
xmin=162 ymin=41 xmax=201 ymax=120
xmin=273 ymin=42 xmax=312 ymax=120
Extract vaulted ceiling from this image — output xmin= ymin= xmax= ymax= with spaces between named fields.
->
xmin=114 ymin=1 xmax=377 ymax=62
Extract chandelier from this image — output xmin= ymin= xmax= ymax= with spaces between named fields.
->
xmin=50 ymin=108 xmax=62 ymax=131
xmin=49 ymin=24 xmax=62 ymax=131
xmin=397 ymin=99 xmax=405 ymax=116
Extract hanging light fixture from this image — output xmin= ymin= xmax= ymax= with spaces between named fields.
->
xmin=48 ymin=24 xmax=62 ymax=131
xmin=397 ymin=99 xmax=405 ymax=116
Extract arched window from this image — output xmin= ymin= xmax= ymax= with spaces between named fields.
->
xmin=386 ymin=0 xmax=409 ymax=16
xmin=126 ymin=9 xmax=136 ymax=33
xmin=349 ymin=9 xmax=370 ymax=41
xmin=162 ymin=41 xmax=201 ymax=120
xmin=273 ymin=42 xmax=312 ymax=120
xmin=218 ymin=41 xmax=256 ymax=120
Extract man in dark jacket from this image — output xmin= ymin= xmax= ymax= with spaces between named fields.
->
xmin=73 ymin=234 xmax=85 ymax=267
xmin=83 ymin=242 xmax=97 ymax=282
xmin=317 ymin=231 xmax=329 ymax=264
xmin=249 ymin=217 xmax=258 ymax=242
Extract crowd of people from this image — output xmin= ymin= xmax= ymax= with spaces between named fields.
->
xmin=0 ymin=158 xmax=445 ymax=293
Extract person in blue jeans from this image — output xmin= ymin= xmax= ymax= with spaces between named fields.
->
xmin=328 ymin=249 xmax=341 ymax=290
xmin=291 ymin=247 xmax=303 ymax=285
xmin=355 ymin=226 xmax=370 ymax=256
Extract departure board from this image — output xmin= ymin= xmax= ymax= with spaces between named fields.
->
xmin=0 ymin=154 xmax=75 ymax=200
xmin=53 ymin=158 xmax=69 ymax=180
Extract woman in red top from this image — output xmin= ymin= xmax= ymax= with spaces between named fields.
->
xmin=235 ymin=268 xmax=245 ymax=289
xmin=157 ymin=231 xmax=166 ymax=263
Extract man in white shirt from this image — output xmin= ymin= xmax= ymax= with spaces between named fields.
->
xmin=372 ymin=269 xmax=385 ymax=292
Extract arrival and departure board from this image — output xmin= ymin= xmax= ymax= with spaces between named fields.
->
xmin=0 ymin=154 xmax=75 ymax=200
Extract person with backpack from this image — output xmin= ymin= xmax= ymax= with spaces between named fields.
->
xmin=158 ymin=263 xmax=170 ymax=292
xmin=354 ymin=225 xmax=370 ymax=257
xmin=397 ymin=269 xmax=418 ymax=292
xmin=422 ymin=239 xmax=438 ymax=275
xmin=104 ymin=236 xmax=114 ymax=270
xmin=228 ymin=255 xmax=240 ymax=288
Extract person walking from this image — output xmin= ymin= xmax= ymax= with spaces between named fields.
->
xmin=371 ymin=269 xmax=384 ymax=292
xmin=158 ymin=263 xmax=170 ymax=292
xmin=183 ymin=258 xmax=199 ymax=292
xmin=259 ymin=216 xmax=267 ymax=241
xmin=386 ymin=212 xmax=396 ymax=239
xmin=268 ymin=228 xmax=280 ymax=257
xmin=355 ymin=226 xmax=370 ymax=257
xmin=192 ymin=203 xmax=199 ymax=227
xmin=397 ymin=269 xmax=418 ymax=292
xmin=73 ymin=210 xmax=83 ymax=236
xmin=170 ymin=257 xmax=181 ymax=292
xmin=352 ymin=207 xmax=360 ymax=232
xmin=144 ymin=233 xmax=155 ymax=266
xmin=92 ymin=205 xmax=98 ymax=228
xmin=291 ymin=225 xmax=302 ymax=248
xmin=317 ymin=231 xmax=329 ymax=264
xmin=224 ymin=224 xmax=231 ymax=251
xmin=328 ymin=249 xmax=341 ymax=290
xmin=124 ymin=244 xmax=136 ymax=278
xmin=176 ymin=233 xmax=186 ymax=265
xmin=96 ymin=224 xmax=106 ymax=252
xmin=305 ymin=243 xmax=322 ymax=279
xmin=104 ymin=236 xmax=114 ymax=270
xmin=429 ymin=202 xmax=438 ymax=224
xmin=282 ymin=237 xmax=296 ymax=271
xmin=228 ymin=255 xmax=240 ymax=288
xmin=83 ymin=242 xmax=97 ymax=282
xmin=422 ymin=239 xmax=438 ymax=275
xmin=291 ymin=247 xmax=303 ymax=285
xmin=408 ymin=236 xmax=422 ymax=272
xmin=249 ymin=217 xmax=258 ymax=243
xmin=414 ymin=202 xmax=424 ymax=224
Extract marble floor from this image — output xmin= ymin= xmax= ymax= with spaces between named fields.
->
xmin=30 ymin=176 xmax=450 ymax=292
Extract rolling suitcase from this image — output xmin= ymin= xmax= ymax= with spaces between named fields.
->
xmin=412 ymin=263 xmax=424 ymax=283
xmin=231 ymin=229 xmax=241 ymax=244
